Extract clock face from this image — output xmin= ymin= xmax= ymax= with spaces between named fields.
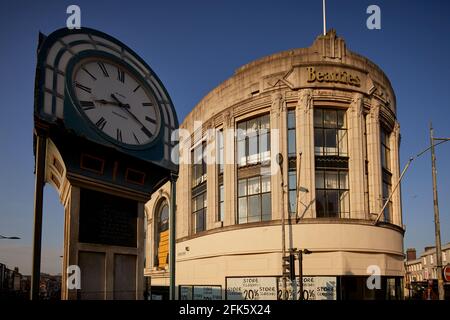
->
xmin=71 ymin=57 xmax=160 ymax=146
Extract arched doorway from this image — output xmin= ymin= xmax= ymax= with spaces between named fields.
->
xmin=155 ymin=201 xmax=169 ymax=268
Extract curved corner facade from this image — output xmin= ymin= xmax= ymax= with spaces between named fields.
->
xmin=145 ymin=30 xmax=404 ymax=300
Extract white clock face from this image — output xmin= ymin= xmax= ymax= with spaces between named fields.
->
xmin=71 ymin=58 xmax=160 ymax=146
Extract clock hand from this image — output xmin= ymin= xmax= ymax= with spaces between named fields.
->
xmin=94 ymin=99 xmax=121 ymax=106
xmin=111 ymin=94 xmax=151 ymax=135
xmin=110 ymin=93 xmax=126 ymax=106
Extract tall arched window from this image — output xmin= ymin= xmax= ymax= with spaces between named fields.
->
xmin=155 ymin=201 xmax=169 ymax=268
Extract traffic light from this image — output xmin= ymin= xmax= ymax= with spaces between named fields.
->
xmin=282 ymin=254 xmax=296 ymax=280
xmin=289 ymin=254 xmax=296 ymax=280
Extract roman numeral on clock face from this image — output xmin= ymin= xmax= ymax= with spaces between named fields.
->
xmin=97 ymin=62 xmax=109 ymax=77
xmin=75 ymin=82 xmax=92 ymax=94
xmin=133 ymin=132 xmax=140 ymax=144
xmin=117 ymin=68 xmax=125 ymax=83
xmin=145 ymin=116 xmax=156 ymax=124
xmin=116 ymin=128 xmax=123 ymax=142
xmin=95 ymin=117 xmax=107 ymax=130
xmin=141 ymin=126 xmax=153 ymax=138
xmin=82 ymin=67 xmax=97 ymax=81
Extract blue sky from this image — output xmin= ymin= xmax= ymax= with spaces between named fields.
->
xmin=0 ymin=0 xmax=449 ymax=274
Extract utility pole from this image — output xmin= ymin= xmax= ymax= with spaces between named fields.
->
xmin=429 ymin=124 xmax=445 ymax=300
xmin=298 ymin=250 xmax=303 ymax=300
xmin=277 ymin=153 xmax=288 ymax=300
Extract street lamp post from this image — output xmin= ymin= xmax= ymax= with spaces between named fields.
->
xmin=429 ymin=124 xmax=447 ymax=301
xmin=276 ymin=153 xmax=288 ymax=300
xmin=371 ymin=124 xmax=450 ymax=300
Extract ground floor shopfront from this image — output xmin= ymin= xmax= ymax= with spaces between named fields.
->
xmin=146 ymin=276 xmax=403 ymax=300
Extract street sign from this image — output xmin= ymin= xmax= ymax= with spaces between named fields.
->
xmin=444 ymin=265 xmax=450 ymax=282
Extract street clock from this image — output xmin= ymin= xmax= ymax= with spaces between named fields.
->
xmin=33 ymin=27 xmax=179 ymax=300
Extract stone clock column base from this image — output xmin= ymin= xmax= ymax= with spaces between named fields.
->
xmin=60 ymin=182 xmax=145 ymax=300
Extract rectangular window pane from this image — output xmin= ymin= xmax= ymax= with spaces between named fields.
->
xmin=385 ymin=148 xmax=391 ymax=170
xmin=260 ymin=114 xmax=270 ymax=130
xmin=325 ymin=171 xmax=338 ymax=189
xmin=340 ymin=191 xmax=350 ymax=218
xmin=288 ymin=110 xmax=296 ymax=128
xmin=237 ymin=122 xmax=246 ymax=140
xmin=219 ymin=184 xmax=224 ymax=222
xmin=314 ymin=109 xmax=323 ymax=126
xmin=288 ymin=129 xmax=296 ymax=155
xmin=338 ymin=129 xmax=348 ymax=156
xmin=288 ymin=171 xmax=296 ymax=190
xmin=289 ymin=190 xmax=297 ymax=215
xmin=324 ymin=109 xmax=337 ymax=128
xmin=196 ymin=210 xmax=205 ymax=232
xmin=325 ymin=129 xmax=338 ymax=155
xmin=339 ymin=171 xmax=349 ymax=189
xmin=237 ymin=139 xmax=246 ymax=166
xmin=238 ymin=198 xmax=247 ymax=222
xmin=248 ymin=194 xmax=261 ymax=219
xmin=261 ymin=175 xmax=271 ymax=193
xmin=316 ymin=190 xmax=326 ymax=218
xmin=248 ymin=177 xmax=260 ymax=195
xmin=248 ymin=134 xmax=258 ymax=164
xmin=314 ymin=128 xmax=324 ymax=155
xmin=238 ymin=179 xmax=247 ymax=196
xmin=196 ymin=194 xmax=202 ymax=211
xmin=219 ymin=184 xmax=224 ymax=200
xmin=315 ymin=171 xmax=324 ymax=189
xmin=262 ymin=193 xmax=272 ymax=217
xmin=219 ymin=203 xmax=224 ymax=222
xmin=259 ymin=131 xmax=270 ymax=162
xmin=326 ymin=190 xmax=339 ymax=217
xmin=248 ymin=118 xmax=258 ymax=134
xmin=217 ymin=130 xmax=224 ymax=173
xmin=337 ymin=110 xmax=346 ymax=128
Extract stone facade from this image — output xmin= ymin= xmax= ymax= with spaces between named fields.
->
xmin=145 ymin=30 xmax=404 ymax=299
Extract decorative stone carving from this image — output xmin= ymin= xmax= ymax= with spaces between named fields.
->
xmin=393 ymin=121 xmax=400 ymax=138
xmin=222 ymin=110 xmax=234 ymax=128
xmin=298 ymin=89 xmax=313 ymax=113
xmin=311 ymin=29 xmax=347 ymax=60
xmin=351 ymin=93 xmax=364 ymax=117
xmin=369 ymin=104 xmax=380 ymax=122
xmin=271 ymin=93 xmax=283 ymax=117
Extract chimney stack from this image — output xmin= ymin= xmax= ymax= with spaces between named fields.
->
xmin=406 ymin=248 xmax=417 ymax=261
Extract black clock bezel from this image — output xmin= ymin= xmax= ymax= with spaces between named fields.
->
xmin=66 ymin=50 xmax=163 ymax=150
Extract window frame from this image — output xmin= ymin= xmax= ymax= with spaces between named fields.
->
xmin=315 ymin=168 xmax=350 ymax=218
xmin=237 ymin=175 xmax=271 ymax=224
xmin=314 ymin=108 xmax=348 ymax=157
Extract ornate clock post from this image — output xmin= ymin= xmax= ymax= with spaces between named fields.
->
xmin=32 ymin=28 xmax=178 ymax=300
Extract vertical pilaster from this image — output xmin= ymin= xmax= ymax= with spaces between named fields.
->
xmin=297 ymin=89 xmax=315 ymax=218
xmin=223 ymin=111 xmax=236 ymax=227
xmin=178 ymin=140 xmax=190 ymax=238
xmin=366 ymin=102 xmax=383 ymax=219
xmin=206 ymin=126 xmax=216 ymax=230
xmin=390 ymin=122 xmax=402 ymax=227
xmin=270 ymin=93 xmax=283 ymax=221
xmin=145 ymin=211 xmax=152 ymax=270
xmin=348 ymin=94 xmax=366 ymax=219
xmin=63 ymin=185 xmax=80 ymax=300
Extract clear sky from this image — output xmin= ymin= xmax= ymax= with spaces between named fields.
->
xmin=0 ymin=0 xmax=449 ymax=275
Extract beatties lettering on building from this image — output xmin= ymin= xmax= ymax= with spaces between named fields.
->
xmin=306 ymin=67 xmax=361 ymax=87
